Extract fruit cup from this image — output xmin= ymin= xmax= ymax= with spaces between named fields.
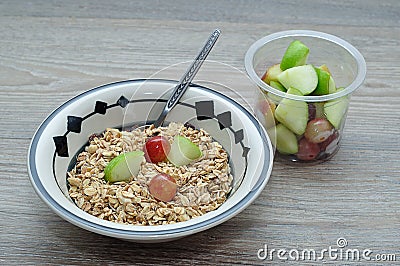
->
xmin=245 ymin=30 xmax=366 ymax=164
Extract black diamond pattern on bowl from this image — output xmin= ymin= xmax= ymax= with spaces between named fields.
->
xmin=195 ymin=101 xmax=214 ymax=120
xmin=117 ymin=96 xmax=129 ymax=108
xmin=53 ymin=95 xmax=250 ymax=177
xmin=67 ymin=116 xmax=83 ymax=133
xmin=234 ymin=129 xmax=244 ymax=144
xmin=94 ymin=101 xmax=107 ymax=114
xmin=217 ymin=111 xmax=232 ymax=130
xmin=53 ymin=136 xmax=69 ymax=157
xmin=242 ymin=147 xmax=250 ymax=157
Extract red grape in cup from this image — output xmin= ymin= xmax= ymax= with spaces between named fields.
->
xmin=296 ymin=138 xmax=320 ymax=161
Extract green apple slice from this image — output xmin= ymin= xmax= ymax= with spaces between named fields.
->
xmin=313 ymin=67 xmax=331 ymax=96
xmin=167 ymin=135 xmax=202 ymax=167
xmin=274 ymin=123 xmax=299 ymax=154
xmin=262 ymin=64 xmax=283 ymax=84
xmin=274 ymin=87 xmax=308 ymax=135
xmin=277 ymin=64 xmax=318 ymax=95
xmin=269 ymin=80 xmax=286 ymax=92
xmin=324 ymin=89 xmax=349 ymax=129
xmin=104 ymin=151 xmax=144 ymax=183
xmin=319 ymin=64 xmax=331 ymax=75
xmin=328 ymin=76 xmax=336 ymax=94
xmin=280 ymin=40 xmax=309 ymax=71
xmin=268 ymin=80 xmax=286 ymax=103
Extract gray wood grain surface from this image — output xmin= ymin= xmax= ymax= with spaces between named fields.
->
xmin=1 ymin=1 xmax=399 ymax=265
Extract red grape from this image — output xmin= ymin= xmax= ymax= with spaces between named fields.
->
xmin=304 ymin=118 xmax=334 ymax=144
xmin=257 ymin=99 xmax=276 ymax=129
xmin=143 ymin=136 xmax=171 ymax=163
xmin=308 ymin=103 xmax=316 ymax=121
xmin=319 ymin=130 xmax=339 ymax=153
xmin=261 ymin=71 xmax=267 ymax=81
xmin=257 ymin=99 xmax=275 ymax=114
xmin=148 ymin=174 xmax=177 ymax=202
xmin=296 ymin=138 xmax=320 ymax=161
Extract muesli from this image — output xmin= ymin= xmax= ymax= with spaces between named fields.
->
xmin=67 ymin=122 xmax=233 ymax=225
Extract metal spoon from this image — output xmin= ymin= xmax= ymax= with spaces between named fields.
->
xmin=151 ymin=29 xmax=221 ymax=128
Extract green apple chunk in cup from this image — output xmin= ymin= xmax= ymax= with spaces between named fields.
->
xmin=268 ymin=123 xmax=299 ymax=154
xmin=277 ymin=64 xmax=318 ymax=95
xmin=313 ymin=67 xmax=336 ymax=96
xmin=274 ymin=87 xmax=308 ymax=135
xmin=258 ymin=39 xmax=349 ymax=162
xmin=324 ymin=88 xmax=349 ymax=129
xmin=262 ymin=63 xmax=282 ymax=84
xmin=280 ymin=40 xmax=310 ymax=70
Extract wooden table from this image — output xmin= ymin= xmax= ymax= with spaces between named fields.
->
xmin=1 ymin=1 xmax=399 ymax=265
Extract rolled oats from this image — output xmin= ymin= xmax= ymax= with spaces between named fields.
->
xmin=67 ymin=122 xmax=233 ymax=226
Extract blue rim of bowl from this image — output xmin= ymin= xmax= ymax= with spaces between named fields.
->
xmin=27 ymin=79 xmax=273 ymax=238
xmin=244 ymin=30 xmax=367 ymax=102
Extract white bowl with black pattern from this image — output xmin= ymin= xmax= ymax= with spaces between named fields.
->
xmin=28 ymin=79 xmax=273 ymax=242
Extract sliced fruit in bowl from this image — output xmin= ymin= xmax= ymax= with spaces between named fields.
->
xmin=104 ymin=151 xmax=145 ymax=183
xmin=143 ymin=136 xmax=171 ymax=163
xmin=167 ymin=135 xmax=202 ymax=167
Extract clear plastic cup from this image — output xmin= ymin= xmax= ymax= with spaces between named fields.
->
xmin=245 ymin=30 xmax=366 ymax=164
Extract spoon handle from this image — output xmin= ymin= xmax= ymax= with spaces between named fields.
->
xmin=153 ymin=29 xmax=221 ymax=127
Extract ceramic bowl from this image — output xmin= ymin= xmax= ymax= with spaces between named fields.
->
xmin=28 ymin=79 xmax=273 ymax=242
